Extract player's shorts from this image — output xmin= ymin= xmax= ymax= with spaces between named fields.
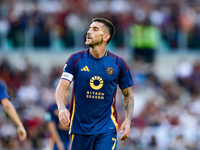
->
xmin=53 ymin=140 xmax=69 ymax=150
xmin=53 ymin=143 xmax=69 ymax=150
xmin=71 ymin=132 xmax=117 ymax=150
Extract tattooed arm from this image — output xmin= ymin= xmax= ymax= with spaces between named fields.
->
xmin=119 ymin=87 xmax=134 ymax=141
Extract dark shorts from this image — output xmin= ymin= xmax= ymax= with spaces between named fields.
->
xmin=53 ymin=143 xmax=69 ymax=150
xmin=71 ymin=132 xmax=117 ymax=150
xmin=53 ymin=140 xmax=69 ymax=150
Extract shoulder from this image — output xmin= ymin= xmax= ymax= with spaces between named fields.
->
xmin=0 ymin=81 xmax=9 ymax=98
xmin=107 ymin=51 xmax=129 ymax=71
xmin=107 ymin=51 xmax=125 ymax=62
xmin=72 ymin=49 xmax=88 ymax=58
xmin=66 ymin=49 xmax=89 ymax=63
xmin=0 ymin=82 xmax=5 ymax=90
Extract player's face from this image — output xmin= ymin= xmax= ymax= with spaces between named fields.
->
xmin=85 ymin=22 xmax=107 ymax=47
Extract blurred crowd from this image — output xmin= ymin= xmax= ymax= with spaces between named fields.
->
xmin=0 ymin=0 xmax=200 ymax=51
xmin=0 ymin=55 xmax=200 ymax=150
xmin=0 ymin=57 xmax=60 ymax=149
xmin=125 ymin=59 xmax=200 ymax=150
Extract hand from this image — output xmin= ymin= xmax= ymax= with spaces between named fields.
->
xmin=17 ymin=126 xmax=27 ymax=141
xmin=58 ymin=108 xmax=70 ymax=126
xmin=119 ymin=119 xmax=131 ymax=141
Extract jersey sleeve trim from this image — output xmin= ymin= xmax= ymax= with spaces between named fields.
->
xmin=108 ymin=51 xmax=129 ymax=71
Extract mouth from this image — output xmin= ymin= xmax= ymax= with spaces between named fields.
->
xmin=86 ymin=35 xmax=92 ymax=40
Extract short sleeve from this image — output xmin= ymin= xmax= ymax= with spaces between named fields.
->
xmin=61 ymin=54 xmax=75 ymax=82
xmin=118 ymin=61 xmax=134 ymax=89
xmin=0 ymin=82 xmax=9 ymax=102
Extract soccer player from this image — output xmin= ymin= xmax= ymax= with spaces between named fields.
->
xmin=55 ymin=18 xmax=134 ymax=150
xmin=45 ymin=95 xmax=70 ymax=150
xmin=0 ymin=81 xmax=27 ymax=141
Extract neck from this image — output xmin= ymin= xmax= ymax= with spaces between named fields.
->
xmin=90 ymin=46 xmax=106 ymax=58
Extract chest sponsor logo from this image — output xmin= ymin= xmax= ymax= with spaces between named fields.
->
xmin=87 ymin=76 xmax=104 ymax=99
xmin=86 ymin=91 xmax=104 ymax=100
xmin=106 ymin=67 xmax=114 ymax=75
xmin=90 ymin=76 xmax=103 ymax=90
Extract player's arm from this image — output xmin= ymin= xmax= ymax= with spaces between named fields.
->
xmin=120 ymin=86 xmax=134 ymax=141
xmin=1 ymin=98 xmax=27 ymax=141
xmin=47 ymin=121 xmax=65 ymax=150
xmin=55 ymin=79 xmax=71 ymax=125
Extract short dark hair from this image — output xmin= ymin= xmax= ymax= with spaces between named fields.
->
xmin=92 ymin=18 xmax=115 ymax=44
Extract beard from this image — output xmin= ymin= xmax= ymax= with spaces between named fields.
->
xmin=85 ymin=38 xmax=103 ymax=47
xmin=85 ymin=38 xmax=95 ymax=47
xmin=85 ymin=40 xmax=92 ymax=47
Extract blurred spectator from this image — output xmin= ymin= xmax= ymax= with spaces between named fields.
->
xmin=1 ymin=0 xmax=200 ymax=51
xmin=16 ymin=76 xmax=40 ymax=105
xmin=169 ymin=134 xmax=187 ymax=150
xmin=175 ymin=60 xmax=193 ymax=91
xmin=130 ymin=17 xmax=161 ymax=64
xmin=45 ymin=102 xmax=70 ymax=150
xmin=44 ymin=78 xmax=71 ymax=150
xmin=0 ymin=43 xmax=200 ymax=150
xmin=0 ymin=80 xmax=27 ymax=148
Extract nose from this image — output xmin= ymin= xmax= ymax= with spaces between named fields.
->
xmin=87 ymin=28 xmax=91 ymax=34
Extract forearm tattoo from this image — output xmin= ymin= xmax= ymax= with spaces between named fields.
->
xmin=122 ymin=87 xmax=134 ymax=122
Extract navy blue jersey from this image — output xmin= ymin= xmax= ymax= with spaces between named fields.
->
xmin=45 ymin=103 xmax=70 ymax=150
xmin=0 ymin=81 xmax=9 ymax=103
xmin=61 ymin=49 xmax=134 ymax=135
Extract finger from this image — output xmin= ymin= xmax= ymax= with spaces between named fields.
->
xmin=19 ymin=133 xmax=26 ymax=141
xmin=120 ymin=131 xmax=127 ymax=141
xmin=120 ymin=131 xmax=129 ymax=140
xmin=120 ymin=124 xmax=125 ymax=133
xmin=120 ymin=128 xmax=130 ymax=141
xmin=59 ymin=110 xmax=70 ymax=123
xmin=62 ymin=111 xmax=70 ymax=123
xmin=19 ymin=135 xmax=26 ymax=141
xmin=59 ymin=113 xmax=70 ymax=125
xmin=120 ymin=134 xmax=127 ymax=141
xmin=18 ymin=128 xmax=27 ymax=141
xmin=59 ymin=116 xmax=68 ymax=125
xmin=66 ymin=113 xmax=70 ymax=123
xmin=58 ymin=115 xmax=65 ymax=124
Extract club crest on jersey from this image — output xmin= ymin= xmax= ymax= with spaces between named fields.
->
xmin=106 ymin=67 xmax=114 ymax=75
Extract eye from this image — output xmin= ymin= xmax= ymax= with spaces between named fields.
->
xmin=94 ymin=27 xmax=98 ymax=31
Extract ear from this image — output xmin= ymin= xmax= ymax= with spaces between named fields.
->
xmin=103 ymin=34 xmax=110 ymax=42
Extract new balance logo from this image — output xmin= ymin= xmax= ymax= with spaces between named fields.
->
xmin=81 ymin=66 xmax=90 ymax=72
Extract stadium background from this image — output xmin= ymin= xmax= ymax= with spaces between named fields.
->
xmin=0 ymin=0 xmax=200 ymax=150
